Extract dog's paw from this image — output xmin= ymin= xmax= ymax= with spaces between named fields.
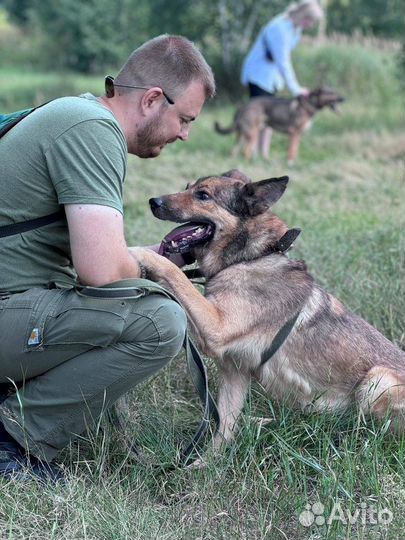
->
xmin=186 ymin=456 xmax=208 ymax=469
xmin=249 ymin=416 xmax=274 ymax=429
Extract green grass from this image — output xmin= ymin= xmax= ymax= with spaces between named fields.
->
xmin=1 ymin=61 xmax=405 ymax=539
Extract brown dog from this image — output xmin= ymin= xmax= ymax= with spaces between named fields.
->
xmin=131 ymin=170 xmax=405 ymax=449
xmin=215 ymin=88 xmax=344 ymax=163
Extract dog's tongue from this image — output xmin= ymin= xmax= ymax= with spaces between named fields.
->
xmin=158 ymin=222 xmax=213 ymax=256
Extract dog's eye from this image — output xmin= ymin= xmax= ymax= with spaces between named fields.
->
xmin=195 ymin=190 xmax=211 ymax=201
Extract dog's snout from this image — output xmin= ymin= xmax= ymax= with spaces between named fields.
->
xmin=149 ymin=197 xmax=164 ymax=211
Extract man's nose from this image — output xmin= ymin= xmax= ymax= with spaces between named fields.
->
xmin=177 ymin=126 xmax=190 ymax=141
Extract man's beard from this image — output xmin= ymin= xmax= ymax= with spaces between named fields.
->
xmin=136 ymin=113 xmax=169 ymax=158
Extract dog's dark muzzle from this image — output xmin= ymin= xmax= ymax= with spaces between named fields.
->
xmin=149 ymin=197 xmax=164 ymax=212
xmin=149 ymin=197 xmax=173 ymax=220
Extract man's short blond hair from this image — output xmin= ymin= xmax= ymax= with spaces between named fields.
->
xmin=287 ymin=0 xmax=324 ymax=23
xmin=115 ymin=35 xmax=216 ymax=101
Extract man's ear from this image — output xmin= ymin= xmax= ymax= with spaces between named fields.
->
xmin=220 ymin=169 xmax=251 ymax=183
xmin=140 ymin=87 xmax=165 ymax=113
xmin=241 ymin=176 xmax=289 ymax=216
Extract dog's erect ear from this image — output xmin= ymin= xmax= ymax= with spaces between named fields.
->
xmin=220 ymin=169 xmax=251 ymax=183
xmin=241 ymin=176 xmax=289 ymax=216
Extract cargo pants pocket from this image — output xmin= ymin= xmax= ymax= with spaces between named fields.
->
xmin=24 ymin=288 xmax=131 ymax=352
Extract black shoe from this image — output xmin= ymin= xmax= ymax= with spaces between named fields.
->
xmin=0 ymin=440 xmax=64 ymax=483
xmin=0 ymin=441 xmax=25 ymax=476
xmin=28 ymin=455 xmax=65 ymax=483
xmin=0 ymin=382 xmax=13 ymax=404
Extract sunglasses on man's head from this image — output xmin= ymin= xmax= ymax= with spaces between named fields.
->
xmin=104 ymin=75 xmax=175 ymax=105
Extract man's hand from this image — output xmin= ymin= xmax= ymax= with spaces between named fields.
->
xmin=299 ymin=87 xmax=310 ymax=97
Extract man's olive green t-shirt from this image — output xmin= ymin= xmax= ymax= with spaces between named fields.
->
xmin=0 ymin=94 xmax=127 ymax=292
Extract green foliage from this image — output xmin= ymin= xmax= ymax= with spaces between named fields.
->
xmin=1 ymin=0 xmax=402 ymax=79
xmin=327 ymin=0 xmax=403 ymax=38
xmin=27 ymin=0 xmax=142 ymax=73
xmin=3 ymin=0 xmax=33 ymax=25
xmin=294 ymin=41 xmax=402 ymax=104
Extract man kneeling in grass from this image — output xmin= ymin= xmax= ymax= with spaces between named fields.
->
xmin=0 ymin=34 xmax=215 ymax=481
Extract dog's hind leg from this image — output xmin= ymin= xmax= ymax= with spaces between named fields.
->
xmin=213 ymin=361 xmax=251 ymax=449
xmin=259 ymin=127 xmax=273 ymax=160
xmin=287 ymin=131 xmax=301 ymax=165
xmin=232 ymin=135 xmax=244 ymax=158
xmin=356 ymin=365 xmax=405 ymax=431
xmin=244 ymin=130 xmax=260 ymax=161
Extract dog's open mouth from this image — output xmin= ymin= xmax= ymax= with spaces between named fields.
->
xmin=159 ymin=222 xmax=215 ymax=255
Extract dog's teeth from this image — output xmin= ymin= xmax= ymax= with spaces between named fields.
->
xmin=171 ymin=241 xmax=178 ymax=247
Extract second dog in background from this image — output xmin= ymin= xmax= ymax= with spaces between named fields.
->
xmin=215 ymin=88 xmax=344 ymax=163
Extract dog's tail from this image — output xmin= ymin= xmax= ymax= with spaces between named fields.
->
xmin=214 ymin=120 xmax=236 ymax=135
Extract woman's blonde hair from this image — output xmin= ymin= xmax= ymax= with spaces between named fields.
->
xmin=287 ymin=0 xmax=324 ymax=23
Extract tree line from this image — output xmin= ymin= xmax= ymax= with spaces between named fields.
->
xmin=1 ymin=0 xmax=402 ymax=88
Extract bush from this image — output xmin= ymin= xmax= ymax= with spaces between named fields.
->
xmin=294 ymin=40 xmax=402 ymax=104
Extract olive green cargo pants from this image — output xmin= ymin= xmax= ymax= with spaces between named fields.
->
xmin=0 ymin=280 xmax=187 ymax=461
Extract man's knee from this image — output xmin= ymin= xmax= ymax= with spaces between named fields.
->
xmin=122 ymin=295 xmax=187 ymax=361
xmin=153 ymin=297 xmax=187 ymax=358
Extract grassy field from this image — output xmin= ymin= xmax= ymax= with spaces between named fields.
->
xmin=1 ymin=44 xmax=405 ymax=539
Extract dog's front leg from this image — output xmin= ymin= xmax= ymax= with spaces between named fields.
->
xmin=130 ymin=247 xmax=227 ymax=355
xmin=214 ymin=360 xmax=251 ymax=449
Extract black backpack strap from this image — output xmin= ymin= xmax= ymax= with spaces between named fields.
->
xmin=0 ymin=100 xmax=51 ymax=140
xmin=0 ymin=100 xmax=64 ymax=239
xmin=0 ymin=209 xmax=65 ymax=238
xmin=0 ymin=109 xmax=34 ymax=139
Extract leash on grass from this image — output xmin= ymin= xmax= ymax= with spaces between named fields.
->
xmin=75 ymin=279 xmax=220 ymax=468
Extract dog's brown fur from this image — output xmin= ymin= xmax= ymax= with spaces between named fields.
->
xmin=131 ymin=170 xmax=405 ymax=448
xmin=215 ymin=87 xmax=344 ymax=163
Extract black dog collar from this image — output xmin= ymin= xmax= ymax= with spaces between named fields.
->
xmin=273 ymin=228 xmax=301 ymax=253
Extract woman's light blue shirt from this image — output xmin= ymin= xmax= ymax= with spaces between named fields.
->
xmin=241 ymin=14 xmax=303 ymax=96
